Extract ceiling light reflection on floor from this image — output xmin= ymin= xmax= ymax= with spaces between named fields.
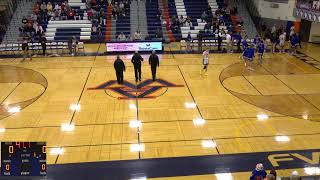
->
xmin=130 ymin=144 xmax=145 ymax=152
xmin=8 ymin=106 xmax=21 ymax=113
xmin=275 ymin=135 xmax=290 ymax=142
xmin=61 ymin=123 xmax=75 ymax=132
xmin=70 ymin=103 xmax=81 ymax=111
xmin=201 ymin=140 xmax=217 ymax=148
xmin=257 ymin=113 xmax=269 ymax=121
xmin=129 ymin=120 xmax=142 ymax=128
xmin=302 ymin=114 xmax=308 ymax=120
xmin=184 ymin=102 xmax=197 ymax=109
xmin=0 ymin=128 xmax=6 ymax=133
xmin=215 ymin=173 xmax=233 ymax=180
xmin=50 ymin=147 xmax=64 ymax=155
xmin=130 ymin=177 xmax=147 ymax=180
xmin=129 ymin=103 xmax=137 ymax=110
xmin=304 ymin=167 xmax=320 ymax=175
xmin=193 ymin=118 xmax=206 ymax=126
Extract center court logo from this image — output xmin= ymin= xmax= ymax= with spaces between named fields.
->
xmin=88 ymin=79 xmax=183 ymax=99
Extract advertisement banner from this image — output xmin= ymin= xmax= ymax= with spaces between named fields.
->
xmin=106 ymin=42 xmax=162 ymax=52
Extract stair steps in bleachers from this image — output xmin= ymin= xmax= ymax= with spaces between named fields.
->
xmin=167 ymin=0 xmax=182 ymax=40
xmin=45 ymin=20 xmax=92 ymax=41
xmin=138 ymin=1 xmax=148 ymax=40
xmin=161 ymin=0 xmax=175 ymax=42
xmin=115 ymin=4 xmax=131 ymax=40
xmin=181 ymin=0 xmax=209 ymax=38
xmin=1 ymin=0 xmax=36 ymax=44
xmin=229 ymin=0 xmax=258 ymax=38
xmin=207 ymin=0 xmax=219 ymax=15
xmin=145 ymin=0 xmax=162 ymax=40
xmin=105 ymin=5 xmax=113 ymax=41
xmin=68 ymin=0 xmax=86 ymax=10
xmin=130 ymin=1 xmax=139 ymax=39
xmin=158 ymin=0 xmax=170 ymax=42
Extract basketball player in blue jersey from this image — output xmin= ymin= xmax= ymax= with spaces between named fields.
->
xmin=257 ymin=39 xmax=265 ymax=65
xmin=246 ymin=44 xmax=255 ymax=70
xmin=253 ymin=35 xmax=259 ymax=52
xmin=243 ymin=45 xmax=249 ymax=67
xmin=290 ymin=33 xmax=299 ymax=55
xmin=241 ymin=38 xmax=248 ymax=59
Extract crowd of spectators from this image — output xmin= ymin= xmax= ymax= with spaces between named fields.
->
xmin=250 ymin=163 xmax=303 ymax=180
xmin=110 ymin=0 xmax=130 ymax=19
xmin=297 ymin=0 xmax=320 ymax=12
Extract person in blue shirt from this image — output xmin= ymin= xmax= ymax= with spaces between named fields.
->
xmin=257 ymin=39 xmax=265 ymax=64
xmin=240 ymin=38 xmax=248 ymax=60
xmin=253 ymin=35 xmax=259 ymax=51
xmin=242 ymin=38 xmax=248 ymax=51
xmin=250 ymin=163 xmax=267 ymax=180
xmin=290 ymin=33 xmax=299 ymax=55
xmin=246 ymin=44 xmax=255 ymax=70
xmin=243 ymin=45 xmax=249 ymax=67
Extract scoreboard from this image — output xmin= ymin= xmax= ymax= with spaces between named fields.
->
xmin=1 ymin=142 xmax=46 ymax=176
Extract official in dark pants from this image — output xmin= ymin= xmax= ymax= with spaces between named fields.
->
xmin=131 ymin=51 xmax=144 ymax=82
xmin=114 ymin=55 xmax=126 ymax=84
xmin=40 ymin=35 xmax=47 ymax=56
xmin=218 ymin=33 xmax=222 ymax=51
xmin=148 ymin=50 xmax=159 ymax=81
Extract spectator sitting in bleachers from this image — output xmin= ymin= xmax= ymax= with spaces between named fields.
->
xmin=178 ymin=15 xmax=185 ymax=26
xmin=290 ymin=171 xmax=301 ymax=180
xmin=47 ymin=2 xmax=53 ymax=12
xmin=92 ymin=23 xmax=97 ymax=33
xmin=35 ymin=23 xmax=43 ymax=36
xmin=204 ymin=22 xmax=211 ymax=34
xmin=40 ymin=2 xmax=46 ymax=12
xmin=170 ymin=15 xmax=180 ymax=33
xmin=201 ymin=11 xmax=208 ymax=22
xmin=134 ymin=30 xmax=142 ymax=41
xmin=118 ymin=32 xmax=127 ymax=41
xmin=54 ymin=3 xmax=60 ymax=11
xmin=249 ymin=163 xmax=267 ymax=180
xmin=60 ymin=10 xmax=68 ymax=20
xmin=185 ymin=17 xmax=193 ymax=27
xmin=155 ymin=28 xmax=163 ymax=39
xmin=157 ymin=8 xmax=162 ymax=21
xmin=218 ymin=14 xmax=225 ymax=26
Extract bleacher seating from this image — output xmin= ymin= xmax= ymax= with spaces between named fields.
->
xmin=0 ymin=0 xmax=246 ymax=48
xmin=145 ymin=1 xmax=163 ymax=39
xmin=182 ymin=0 xmax=209 ymax=38
xmin=35 ymin=0 xmax=91 ymax=41
xmin=45 ymin=20 xmax=92 ymax=41
xmin=168 ymin=0 xmax=182 ymax=40
xmin=116 ymin=17 xmax=130 ymax=38
xmin=68 ymin=0 xmax=86 ymax=10
xmin=115 ymin=9 xmax=130 ymax=38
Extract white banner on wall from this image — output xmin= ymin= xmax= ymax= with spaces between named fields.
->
xmin=106 ymin=42 xmax=163 ymax=52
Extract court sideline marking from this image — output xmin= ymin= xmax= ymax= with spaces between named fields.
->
xmin=54 ymin=67 xmax=92 ymax=164
xmin=177 ymin=65 xmax=220 ymax=154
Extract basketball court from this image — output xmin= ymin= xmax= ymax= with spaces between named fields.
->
xmin=0 ymin=43 xmax=320 ymax=179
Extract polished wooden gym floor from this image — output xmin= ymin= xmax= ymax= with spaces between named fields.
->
xmin=0 ymin=43 xmax=320 ymax=179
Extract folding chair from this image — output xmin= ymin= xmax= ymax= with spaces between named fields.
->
xmin=77 ymin=42 xmax=85 ymax=54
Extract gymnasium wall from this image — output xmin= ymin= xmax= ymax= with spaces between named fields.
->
xmin=253 ymin=0 xmax=297 ymax=21
xmin=309 ymin=22 xmax=320 ymax=42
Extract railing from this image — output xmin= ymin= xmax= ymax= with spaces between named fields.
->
xmin=0 ymin=41 xmax=85 ymax=56
xmin=0 ymin=0 xmax=19 ymax=43
xmin=241 ymin=0 xmax=263 ymax=36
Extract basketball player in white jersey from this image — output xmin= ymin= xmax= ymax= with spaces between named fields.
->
xmin=201 ymin=49 xmax=209 ymax=75
xmin=279 ymin=32 xmax=286 ymax=53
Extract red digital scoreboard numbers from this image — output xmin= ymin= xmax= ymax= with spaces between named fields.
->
xmin=1 ymin=142 xmax=46 ymax=176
